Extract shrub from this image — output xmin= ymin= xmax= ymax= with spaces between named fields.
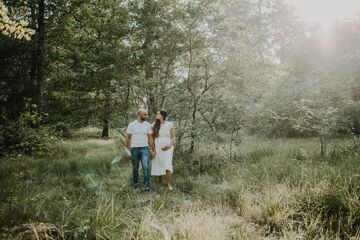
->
xmin=0 ymin=121 xmax=57 ymax=157
xmin=0 ymin=104 xmax=59 ymax=157
xmin=53 ymin=122 xmax=73 ymax=139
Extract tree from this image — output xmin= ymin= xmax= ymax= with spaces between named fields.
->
xmin=292 ymin=100 xmax=343 ymax=157
xmin=43 ymin=0 xmax=134 ymax=137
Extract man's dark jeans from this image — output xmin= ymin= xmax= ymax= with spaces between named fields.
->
xmin=130 ymin=146 xmax=151 ymax=189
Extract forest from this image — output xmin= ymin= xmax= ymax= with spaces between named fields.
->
xmin=1 ymin=0 xmax=360 ymax=239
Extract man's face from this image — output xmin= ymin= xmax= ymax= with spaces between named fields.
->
xmin=138 ymin=111 xmax=148 ymax=121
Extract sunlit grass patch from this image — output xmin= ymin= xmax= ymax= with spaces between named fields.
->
xmin=74 ymin=126 xmax=121 ymax=139
xmin=1 ymin=136 xmax=360 ymax=239
xmin=168 ymin=208 xmax=239 ymax=240
xmin=73 ymin=127 xmax=103 ymax=139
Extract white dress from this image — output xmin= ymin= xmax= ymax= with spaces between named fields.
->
xmin=151 ymin=121 xmax=174 ymax=176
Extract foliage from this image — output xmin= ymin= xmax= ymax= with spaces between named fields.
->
xmin=0 ymin=1 xmax=35 ymax=40
xmin=2 ymin=0 xmax=360 ymax=154
xmin=291 ymin=100 xmax=351 ymax=137
xmin=0 ymin=102 xmax=57 ymax=157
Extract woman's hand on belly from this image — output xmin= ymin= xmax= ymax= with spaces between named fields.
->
xmin=161 ymin=144 xmax=172 ymax=151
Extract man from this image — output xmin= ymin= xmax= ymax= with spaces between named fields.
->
xmin=125 ymin=109 xmax=155 ymax=191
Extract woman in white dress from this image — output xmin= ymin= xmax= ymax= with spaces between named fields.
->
xmin=151 ymin=109 xmax=175 ymax=191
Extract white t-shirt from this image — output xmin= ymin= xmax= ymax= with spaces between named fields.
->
xmin=126 ymin=120 xmax=153 ymax=148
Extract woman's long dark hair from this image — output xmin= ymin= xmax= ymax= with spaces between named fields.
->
xmin=153 ymin=109 xmax=167 ymax=137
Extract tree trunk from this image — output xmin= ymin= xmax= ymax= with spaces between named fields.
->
xmin=353 ymin=117 xmax=360 ymax=136
xmin=35 ymin=0 xmax=45 ymax=116
xmin=189 ymin=102 xmax=197 ymax=152
xmin=102 ymin=119 xmax=109 ymax=138
xmin=124 ymin=81 xmax=131 ymax=123
xmin=320 ymin=136 xmax=325 ymax=158
xmin=102 ymin=92 xmax=111 ymax=138
xmin=26 ymin=1 xmax=38 ymax=115
xmin=229 ymin=129 xmax=234 ymax=161
xmin=229 ymin=127 xmax=241 ymax=161
xmin=143 ymin=0 xmax=157 ymax=116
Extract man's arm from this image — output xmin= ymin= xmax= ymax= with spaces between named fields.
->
xmin=148 ymin=134 xmax=155 ymax=158
xmin=125 ymin=133 xmax=132 ymax=159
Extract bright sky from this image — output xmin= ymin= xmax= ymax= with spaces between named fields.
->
xmin=285 ymin=0 xmax=360 ymax=54
xmin=287 ymin=0 xmax=360 ymax=29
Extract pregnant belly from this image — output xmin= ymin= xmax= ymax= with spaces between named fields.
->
xmin=155 ymin=137 xmax=171 ymax=149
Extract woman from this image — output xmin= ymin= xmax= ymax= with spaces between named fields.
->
xmin=151 ymin=109 xmax=175 ymax=191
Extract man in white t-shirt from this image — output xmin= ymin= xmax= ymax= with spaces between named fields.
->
xmin=125 ymin=109 xmax=154 ymax=191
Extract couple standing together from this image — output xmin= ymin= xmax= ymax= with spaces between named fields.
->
xmin=125 ymin=109 xmax=175 ymax=191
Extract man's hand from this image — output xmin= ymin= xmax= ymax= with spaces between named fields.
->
xmin=150 ymin=149 xmax=156 ymax=159
xmin=127 ymin=154 xmax=132 ymax=160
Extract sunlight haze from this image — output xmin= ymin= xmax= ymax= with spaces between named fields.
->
xmin=288 ymin=0 xmax=360 ymax=28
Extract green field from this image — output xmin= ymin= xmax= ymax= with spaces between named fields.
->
xmin=1 ymin=135 xmax=360 ymax=239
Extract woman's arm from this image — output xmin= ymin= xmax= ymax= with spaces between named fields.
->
xmin=169 ymin=127 xmax=175 ymax=147
xmin=149 ymin=123 xmax=156 ymax=157
xmin=163 ymin=127 xmax=175 ymax=151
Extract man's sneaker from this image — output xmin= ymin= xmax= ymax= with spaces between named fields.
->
xmin=144 ymin=186 xmax=151 ymax=192
xmin=133 ymin=183 xmax=140 ymax=189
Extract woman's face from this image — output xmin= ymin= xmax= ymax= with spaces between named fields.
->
xmin=156 ymin=111 xmax=164 ymax=120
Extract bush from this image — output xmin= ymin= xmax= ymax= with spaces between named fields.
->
xmin=0 ymin=112 xmax=58 ymax=157
xmin=53 ymin=122 xmax=73 ymax=139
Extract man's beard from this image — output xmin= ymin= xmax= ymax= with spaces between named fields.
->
xmin=140 ymin=117 xmax=147 ymax=121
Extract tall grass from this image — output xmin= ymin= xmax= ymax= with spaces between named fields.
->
xmin=1 ymin=133 xmax=359 ymax=239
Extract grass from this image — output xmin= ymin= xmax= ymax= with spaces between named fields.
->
xmin=0 ymin=133 xmax=360 ymax=239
